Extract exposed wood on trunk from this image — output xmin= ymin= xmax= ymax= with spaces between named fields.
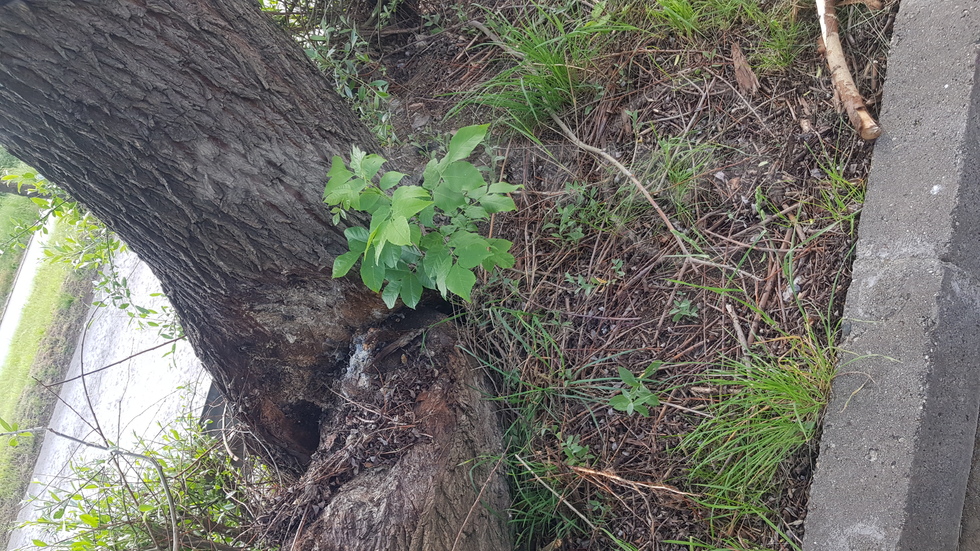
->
xmin=817 ymin=0 xmax=883 ymax=140
xmin=0 ymin=1 xmax=511 ymax=549
xmin=275 ymin=323 xmax=510 ymax=551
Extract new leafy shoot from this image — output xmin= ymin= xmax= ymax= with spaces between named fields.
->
xmin=609 ymin=362 xmax=661 ymax=416
xmin=324 ymin=124 xmax=520 ymax=307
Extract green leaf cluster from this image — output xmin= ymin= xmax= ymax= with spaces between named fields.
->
xmin=23 ymin=414 xmax=259 ymax=551
xmin=0 ymin=417 xmax=24 ymax=448
xmin=0 ymin=169 xmax=182 ymax=339
xmin=324 ymin=124 xmax=520 ymax=308
xmin=609 ymin=362 xmax=661 ymax=416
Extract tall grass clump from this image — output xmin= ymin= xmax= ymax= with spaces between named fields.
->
xmin=452 ymin=1 xmax=634 ymax=141
xmin=678 ymin=323 xmax=842 ymax=542
xmin=636 ymin=0 xmax=806 ymax=70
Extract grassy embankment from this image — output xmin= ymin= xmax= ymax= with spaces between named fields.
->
xmin=0 ymin=194 xmax=42 ymax=312
xmin=0 ymin=219 xmax=93 ymax=549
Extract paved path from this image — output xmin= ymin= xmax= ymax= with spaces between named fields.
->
xmin=0 ymin=216 xmax=56 ymax=372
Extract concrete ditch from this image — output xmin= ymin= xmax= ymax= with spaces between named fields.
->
xmin=5 ymin=253 xmax=208 ymax=551
xmin=804 ymin=1 xmax=980 ymax=549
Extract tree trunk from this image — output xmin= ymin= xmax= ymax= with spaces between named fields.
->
xmin=0 ymin=1 xmax=510 ymax=549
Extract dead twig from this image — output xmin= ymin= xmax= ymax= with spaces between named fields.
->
xmin=515 ymin=454 xmax=598 ymax=531
xmin=46 ymin=337 xmax=185 ymax=387
xmin=548 ymin=112 xmax=691 ymax=259
xmin=702 ymin=68 xmax=778 ymax=139
xmin=817 ymin=0 xmax=882 ymax=139
xmin=661 ymin=400 xmax=714 ymax=418
xmin=725 ymin=303 xmax=751 ymax=361
xmin=568 ymin=465 xmax=693 ymax=497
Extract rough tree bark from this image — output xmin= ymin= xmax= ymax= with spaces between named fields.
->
xmin=0 ymin=0 xmax=510 ymax=549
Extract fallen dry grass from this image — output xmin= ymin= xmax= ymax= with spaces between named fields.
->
xmin=430 ymin=2 xmax=892 ymax=549
xmin=260 ymin=0 xmax=899 ymax=547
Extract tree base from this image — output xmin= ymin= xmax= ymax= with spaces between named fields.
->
xmin=256 ymin=319 xmax=512 ymax=551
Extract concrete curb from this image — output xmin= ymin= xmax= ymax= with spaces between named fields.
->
xmin=804 ymin=2 xmax=980 ymax=550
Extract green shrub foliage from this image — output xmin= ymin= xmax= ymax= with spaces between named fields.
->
xmin=324 ymin=124 xmax=520 ymax=307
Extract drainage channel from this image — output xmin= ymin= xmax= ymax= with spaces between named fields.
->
xmin=5 ymin=252 xmax=209 ymax=551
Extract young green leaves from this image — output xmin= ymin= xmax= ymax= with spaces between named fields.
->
xmin=609 ymin=362 xmax=661 ymax=417
xmin=324 ymin=124 xmax=520 ymax=308
xmin=0 ymin=417 xmax=22 ymax=447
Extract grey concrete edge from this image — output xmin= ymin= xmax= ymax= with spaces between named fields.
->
xmin=803 ymin=2 xmax=980 ymax=551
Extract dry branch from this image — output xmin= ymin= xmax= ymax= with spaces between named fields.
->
xmin=817 ymin=0 xmax=882 ymax=140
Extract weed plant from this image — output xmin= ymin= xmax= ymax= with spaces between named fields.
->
xmin=543 ymin=181 xmax=649 ymax=243
xmin=634 ymin=132 xmax=715 ymax=225
xmin=325 ymin=125 xmax=519 ymax=306
xmin=305 ymin=19 xmax=397 ymax=145
xmin=18 ymin=413 xmax=268 ymax=551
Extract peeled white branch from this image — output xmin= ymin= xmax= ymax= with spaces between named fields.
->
xmin=817 ymin=0 xmax=882 ymax=140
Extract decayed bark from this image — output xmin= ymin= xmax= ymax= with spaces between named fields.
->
xmin=817 ymin=0 xmax=883 ymax=140
xmin=0 ymin=1 xmax=510 ymax=549
xmin=283 ymin=323 xmax=511 ymax=551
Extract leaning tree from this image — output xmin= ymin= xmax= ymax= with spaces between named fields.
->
xmin=0 ymin=0 xmax=510 ymax=548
